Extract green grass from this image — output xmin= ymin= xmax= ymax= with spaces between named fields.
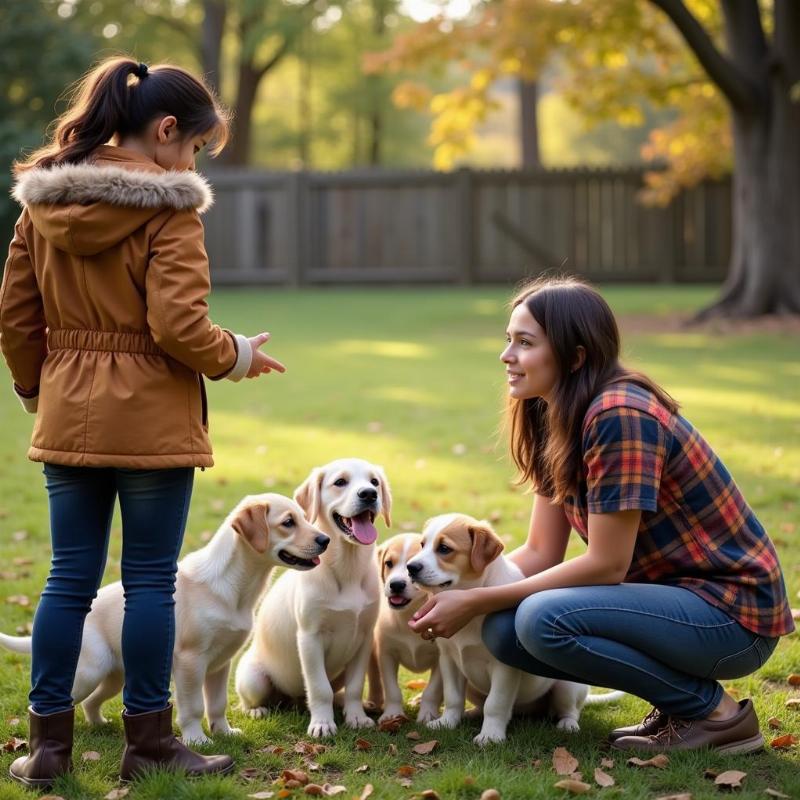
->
xmin=0 ymin=286 xmax=798 ymax=799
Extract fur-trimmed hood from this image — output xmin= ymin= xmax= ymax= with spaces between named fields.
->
xmin=11 ymin=146 xmax=214 ymax=256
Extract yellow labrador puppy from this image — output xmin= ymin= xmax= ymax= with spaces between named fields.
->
xmin=373 ymin=533 xmax=442 ymax=723
xmin=0 ymin=494 xmax=329 ymax=744
xmin=235 ymin=458 xmax=391 ymax=737
xmin=407 ymin=513 xmax=623 ymax=745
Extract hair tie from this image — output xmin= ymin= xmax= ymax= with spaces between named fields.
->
xmin=134 ymin=62 xmax=149 ymax=79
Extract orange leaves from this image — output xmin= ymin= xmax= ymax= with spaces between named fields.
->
xmin=769 ymin=734 xmax=798 ymax=749
xmin=627 ymin=754 xmax=669 ymax=769
xmin=552 ymin=747 xmax=579 ymax=775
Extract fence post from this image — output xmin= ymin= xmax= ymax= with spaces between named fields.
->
xmin=286 ymin=171 xmax=306 ymax=286
xmin=455 ymin=167 xmax=475 ymax=284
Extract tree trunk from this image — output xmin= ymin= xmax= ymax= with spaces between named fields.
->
xmin=201 ymin=0 xmax=226 ymax=96
xmin=518 ymin=78 xmax=541 ymax=169
xmin=221 ymin=61 xmax=261 ymax=165
xmin=367 ymin=0 xmax=388 ymax=166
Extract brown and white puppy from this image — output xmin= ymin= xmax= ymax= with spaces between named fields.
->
xmin=407 ymin=513 xmax=623 ymax=745
xmin=0 ymin=494 xmax=329 ymax=744
xmin=235 ymin=458 xmax=391 ymax=737
xmin=373 ymin=533 xmax=442 ymax=723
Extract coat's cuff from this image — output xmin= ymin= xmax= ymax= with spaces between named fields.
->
xmin=13 ymin=383 xmax=39 ymax=414
xmin=225 ymin=334 xmax=252 ymax=382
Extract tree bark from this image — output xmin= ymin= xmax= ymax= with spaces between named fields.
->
xmin=518 ymin=78 xmax=541 ymax=169
xmin=201 ymin=0 xmax=226 ymax=96
xmin=651 ymin=0 xmax=800 ymax=317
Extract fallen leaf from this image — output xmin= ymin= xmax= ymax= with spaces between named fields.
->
xmin=6 ymin=718 xmax=20 ymax=727
xmin=406 ymin=679 xmax=428 ymax=690
xmin=281 ymin=769 xmax=309 ymax=785
xmin=359 ymin=785 xmax=374 ymax=800
xmin=463 ymin=776 xmax=476 ymax=786
xmin=570 ymin=772 xmax=583 ymax=781
xmin=480 ymin=791 xmax=501 ymax=800
xmin=38 ymin=796 xmax=67 ymax=800
xmin=321 ymin=786 xmax=346 ymax=796
xmin=387 ymin=743 xmax=398 ymax=756
xmin=240 ymin=768 xmax=263 ymax=780
xmin=417 ymin=792 xmax=440 ymax=800
xmin=531 ymin=759 xmax=542 ymax=768
xmin=769 ymin=734 xmax=798 ymax=749
xmin=600 ymin=757 xmax=614 ymax=769
xmin=6 ymin=595 xmax=30 ymax=606
xmin=378 ymin=715 xmax=406 ymax=733
xmin=355 ymin=764 xmax=369 ymax=773
xmin=284 ymin=781 xmax=303 ymax=790
xmin=411 ymin=740 xmax=438 ymax=755
xmin=627 ymin=754 xmax=669 ymax=769
xmin=247 ymin=793 xmax=275 ymax=800
xmin=12 ymin=557 xmax=32 ymax=566
xmin=553 ymin=778 xmax=591 ymax=794
xmin=553 ymin=747 xmax=579 ymax=776
xmin=104 ymin=789 xmax=130 ymax=800
xmin=81 ymin=750 xmax=101 ymax=761
xmin=654 ymin=795 xmax=692 ymax=800
xmin=260 ymin=744 xmax=285 ymax=755
xmin=768 ymin=717 xmax=782 ymax=730
xmin=765 ymin=789 xmax=790 ymax=799
xmin=277 ymin=792 xmax=292 ymax=800
xmin=785 ymin=698 xmax=800 ymax=710
xmin=715 ymin=770 xmax=746 ymax=789
xmin=355 ymin=738 xmax=372 ymax=751
xmin=788 ymin=674 xmax=800 ymax=686
xmin=406 ymin=730 xmax=421 ymax=740
xmin=594 ymin=768 xmax=615 ymax=787
xmin=397 ymin=765 xmax=416 ymax=777
xmin=306 ymin=761 xmax=321 ymax=772
xmin=304 ymin=786 xmax=323 ymax=796
xmin=398 ymin=778 xmax=413 ymax=788
xmin=11 ymin=530 xmax=28 ymax=541
xmin=2 ymin=737 xmax=27 ymax=752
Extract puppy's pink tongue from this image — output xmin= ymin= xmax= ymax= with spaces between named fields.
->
xmin=350 ymin=512 xmax=378 ymax=545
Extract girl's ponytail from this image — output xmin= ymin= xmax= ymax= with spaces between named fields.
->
xmin=16 ymin=56 xmax=229 ymax=173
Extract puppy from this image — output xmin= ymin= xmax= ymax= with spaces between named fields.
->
xmin=407 ymin=513 xmax=623 ymax=745
xmin=373 ymin=533 xmax=442 ymax=723
xmin=235 ymin=458 xmax=390 ymax=737
xmin=0 ymin=494 xmax=329 ymax=744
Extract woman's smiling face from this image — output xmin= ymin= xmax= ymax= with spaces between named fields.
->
xmin=500 ymin=303 xmax=559 ymax=402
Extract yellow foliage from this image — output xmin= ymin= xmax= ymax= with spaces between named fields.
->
xmin=392 ymin=81 xmax=433 ymax=111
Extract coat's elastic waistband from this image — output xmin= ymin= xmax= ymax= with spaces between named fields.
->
xmin=48 ymin=329 xmax=166 ymax=356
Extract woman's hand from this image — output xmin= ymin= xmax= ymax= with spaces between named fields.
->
xmin=246 ymin=332 xmax=286 ymax=378
xmin=408 ymin=589 xmax=480 ymax=640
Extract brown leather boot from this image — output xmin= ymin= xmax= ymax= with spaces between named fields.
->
xmin=9 ymin=706 xmax=74 ymax=789
xmin=120 ymin=704 xmax=234 ymax=780
xmin=608 ymin=706 xmax=668 ymax=742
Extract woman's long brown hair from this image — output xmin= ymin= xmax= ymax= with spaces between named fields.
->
xmin=506 ymin=276 xmax=678 ymax=503
xmin=15 ymin=56 xmax=229 ymax=173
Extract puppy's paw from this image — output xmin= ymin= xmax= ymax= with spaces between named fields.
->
xmin=308 ymin=717 xmax=338 ymax=738
xmin=345 ymin=712 xmax=375 ymax=730
xmin=247 ymin=706 xmax=270 ymax=719
xmin=555 ymin=716 xmax=580 ymax=732
xmin=473 ymin=728 xmax=506 ymax=746
xmin=181 ymin=729 xmax=212 ymax=745
xmin=416 ymin=705 xmax=439 ymax=724
xmin=379 ymin=706 xmax=406 ymax=724
xmin=426 ymin=713 xmax=460 ymax=730
xmin=211 ymin=721 xmax=243 ymax=737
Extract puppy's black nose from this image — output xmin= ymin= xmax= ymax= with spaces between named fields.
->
xmin=407 ymin=561 xmax=422 ymax=576
xmin=316 ymin=534 xmax=330 ymax=549
xmin=358 ymin=487 xmax=378 ymax=502
xmin=389 ymin=579 xmax=406 ymax=593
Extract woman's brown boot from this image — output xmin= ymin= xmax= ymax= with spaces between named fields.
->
xmin=120 ymin=704 xmax=234 ymax=780
xmin=9 ymin=706 xmax=74 ymax=789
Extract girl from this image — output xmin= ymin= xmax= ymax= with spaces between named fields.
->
xmin=0 ymin=56 xmax=284 ymax=787
xmin=409 ymin=276 xmax=794 ymax=753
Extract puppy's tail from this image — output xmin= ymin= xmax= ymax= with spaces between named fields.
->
xmin=0 ymin=632 xmax=33 ymax=655
xmin=585 ymin=689 xmax=626 ymax=704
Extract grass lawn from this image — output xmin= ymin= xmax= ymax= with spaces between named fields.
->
xmin=0 ymin=285 xmax=798 ymax=800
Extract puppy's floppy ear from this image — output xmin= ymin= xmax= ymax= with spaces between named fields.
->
xmin=294 ymin=467 xmax=324 ymax=523
xmin=468 ymin=522 xmax=504 ymax=574
xmin=231 ymin=503 xmax=270 ymax=554
xmin=376 ymin=466 xmax=392 ymax=527
xmin=376 ymin=544 xmax=387 ymax=582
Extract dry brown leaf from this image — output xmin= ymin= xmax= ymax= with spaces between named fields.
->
xmin=247 ymin=793 xmax=275 ymax=800
xmin=355 ymin=764 xmax=370 ymax=773
xmin=2 ymin=737 xmax=27 ymax=753
xmin=531 ymin=759 xmax=542 ymax=768
xmin=463 ymin=776 xmax=476 ymax=786
xmin=104 ymin=789 xmax=130 ymax=800
xmin=38 ymin=796 xmax=67 ymax=800
xmin=240 ymin=767 xmax=263 ymax=780
xmin=417 ymin=792 xmax=440 ymax=800
xmin=304 ymin=786 xmax=323 ymax=797
xmin=715 ymin=770 xmax=746 ymax=789
xmin=12 ymin=557 xmax=33 ymax=566
xmin=306 ymin=761 xmax=321 ymax=772
xmin=387 ymin=743 xmax=398 ymax=756
xmin=406 ymin=730 xmax=421 ymax=740
xmin=552 ymin=747 xmax=579 ymax=776
xmin=627 ymin=754 xmax=669 ymax=769
xmin=769 ymin=734 xmax=798 ymax=749
xmin=768 ymin=717 xmax=782 ymax=730
xmin=81 ymin=750 xmax=101 ymax=761
xmin=480 ymin=791 xmax=501 ymax=800
xmin=321 ymin=786 xmax=346 ymax=797
xmin=378 ymin=715 xmax=406 ymax=733
xmin=281 ymin=769 xmax=310 ymax=785
xmin=397 ymin=765 xmax=416 ymax=777
xmin=765 ymin=789 xmax=790 ymax=799
xmin=785 ymin=698 xmax=800 ymax=710
xmin=6 ymin=595 xmax=31 ymax=606
xmin=406 ymin=679 xmax=428 ymax=690
xmin=787 ymin=674 xmax=800 ymax=686
xmin=654 ymin=795 xmax=692 ymax=800
xmin=260 ymin=744 xmax=285 ymax=755
xmin=284 ymin=781 xmax=303 ymax=790
xmin=594 ymin=768 xmax=615 ymax=788
xmin=355 ymin=738 xmax=372 ymax=751
xmin=600 ymin=758 xmax=614 ymax=769
xmin=359 ymin=785 xmax=374 ymax=800
xmin=411 ymin=740 xmax=438 ymax=755
xmin=553 ymin=778 xmax=591 ymax=794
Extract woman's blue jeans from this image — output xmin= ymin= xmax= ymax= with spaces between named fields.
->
xmin=30 ymin=464 xmax=194 ymax=716
xmin=481 ymin=583 xmax=778 ymax=719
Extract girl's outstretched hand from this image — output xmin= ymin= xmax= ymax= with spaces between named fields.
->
xmin=408 ymin=589 xmax=478 ymax=640
xmin=246 ymin=332 xmax=286 ymax=378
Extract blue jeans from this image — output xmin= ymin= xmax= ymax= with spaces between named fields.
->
xmin=481 ymin=583 xmax=778 ymax=719
xmin=30 ymin=464 xmax=194 ymax=716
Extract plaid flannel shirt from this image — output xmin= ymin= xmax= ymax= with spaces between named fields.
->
xmin=562 ymin=381 xmax=794 ymax=638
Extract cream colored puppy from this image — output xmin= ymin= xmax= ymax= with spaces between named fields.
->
xmin=0 ymin=494 xmax=329 ymax=744
xmin=374 ymin=533 xmax=442 ymax=723
xmin=407 ymin=513 xmax=623 ymax=745
xmin=235 ymin=458 xmax=391 ymax=737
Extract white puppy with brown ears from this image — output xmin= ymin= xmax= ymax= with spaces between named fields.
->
xmin=407 ymin=513 xmax=623 ymax=745
xmin=235 ymin=458 xmax=391 ymax=738
xmin=373 ymin=533 xmax=442 ymax=724
xmin=0 ymin=493 xmax=330 ymax=744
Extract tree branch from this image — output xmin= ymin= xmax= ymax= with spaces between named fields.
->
xmin=648 ymin=0 xmax=763 ymax=112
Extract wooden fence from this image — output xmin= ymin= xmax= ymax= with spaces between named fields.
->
xmin=201 ymin=167 xmax=731 ymax=285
